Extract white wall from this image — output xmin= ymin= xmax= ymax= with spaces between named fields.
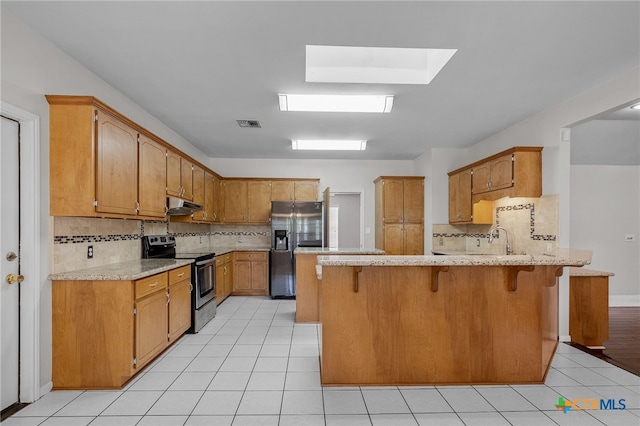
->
xmin=571 ymin=165 xmax=640 ymax=304
xmin=0 ymin=8 xmax=209 ymax=392
xmin=209 ymin=158 xmax=414 ymax=249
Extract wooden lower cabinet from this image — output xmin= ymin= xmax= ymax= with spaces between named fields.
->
xmin=215 ymin=253 xmax=233 ymax=304
xmin=382 ymin=223 xmax=424 ymax=255
xmin=52 ymin=266 xmax=191 ymax=389
xmin=569 ymin=268 xmax=611 ymax=349
xmin=233 ymin=251 xmax=268 ymax=296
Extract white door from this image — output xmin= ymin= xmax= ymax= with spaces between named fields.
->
xmin=1 ymin=115 xmax=21 ymax=411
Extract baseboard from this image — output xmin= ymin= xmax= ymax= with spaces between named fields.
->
xmin=559 ymin=335 xmax=571 ymax=342
xmin=610 ymin=295 xmax=640 ymax=307
xmin=39 ymin=381 xmax=52 ymax=399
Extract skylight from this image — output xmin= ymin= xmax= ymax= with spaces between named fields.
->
xmin=306 ymin=45 xmax=457 ymax=85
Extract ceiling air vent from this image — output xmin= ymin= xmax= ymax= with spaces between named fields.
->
xmin=236 ymin=120 xmax=261 ymax=128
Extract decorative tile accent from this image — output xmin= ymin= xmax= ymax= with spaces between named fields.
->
xmin=54 ymin=234 xmax=140 ymax=244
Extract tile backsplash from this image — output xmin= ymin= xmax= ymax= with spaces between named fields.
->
xmin=433 ymin=194 xmax=559 ymax=255
xmin=51 ymin=217 xmax=270 ymax=274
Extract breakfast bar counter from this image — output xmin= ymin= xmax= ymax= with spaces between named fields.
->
xmin=316 ymin=249 xmax=591 ymax=386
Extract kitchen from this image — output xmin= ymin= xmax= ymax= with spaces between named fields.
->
xmin=1 ymin=1 xmax=639 ymax=425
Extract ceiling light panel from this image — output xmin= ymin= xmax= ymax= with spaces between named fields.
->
xmin=306 ymin=45 xmax=457 ymax=85
xmin=279 ymin=94 xmax=393 ymax=113
xmin=291 ymin=140 xmax=367 ymax=151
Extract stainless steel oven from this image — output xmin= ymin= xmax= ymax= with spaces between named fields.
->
xmin=142 ymin=235 xmax=216 ymax=333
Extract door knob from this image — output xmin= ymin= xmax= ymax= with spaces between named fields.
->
xmin=5 ymin=274 xmax=24 ymax=284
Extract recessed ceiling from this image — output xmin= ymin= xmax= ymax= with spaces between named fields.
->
xmin=3 ymin=1 xmax=639 ymax=160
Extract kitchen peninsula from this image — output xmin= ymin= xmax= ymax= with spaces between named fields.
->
xmin=316 ymin=250 xmax=592 ymax=386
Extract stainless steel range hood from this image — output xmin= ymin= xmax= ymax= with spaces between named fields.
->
xmin=166 ymin=197 xmax=203 ymax=216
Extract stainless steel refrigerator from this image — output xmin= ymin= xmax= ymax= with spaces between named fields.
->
xmin=270 ymin=201 xmax=324 ymax=298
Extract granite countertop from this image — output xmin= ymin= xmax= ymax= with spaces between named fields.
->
xmin=48 ymin=259 xmax=194 ymax=281
xmin=317 ymin=248 xmax=592 ymax=267
xmin=569 ymin=267 xmax=615 ymax=277
xmin=295 ymin=247 xmax=385 ymax=255
xmin=211 ymin=246 xmax=270 ymax=256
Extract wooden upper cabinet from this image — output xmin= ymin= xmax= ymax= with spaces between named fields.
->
xmin=448 ymin=169 xmax=472 ymax=223
xmin=294 ymin=181 xmax=319 ymax=201
xmin=402 ymin=179 xmax=424 ymax=223
xmin=223 ymin=180 xmax=248 ymax=223
xmin=247 ymin=180 xmax=272 ymax=223
xmin=95 ymin=108 xmax=139 ymax=216
xmin=191 ymin=165 xmax=205 ymax=221
xmin=166 ymin=151 xmax=193 ymax=200
xmin=472 ymin=153 xmax=513 ymax=195
xmin=212 ymin=175 xmax=224 ymax=222
xmin=381 ymin=179 xmax=405 ymax=223
xmin=180 ymin=158 xmax=194 ymax=201
xmin=271 ymin=181 xmax=294 ymax=201
xmin=203 ymin=172 xmax=215 ymax=223
xmin=166 ymin=150 xmax=182 ymax=197
xmin=138 ymin=134 xmax=167 ymax=218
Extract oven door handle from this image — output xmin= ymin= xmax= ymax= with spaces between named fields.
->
xmin=195 ymin=259 xmax=216 ymax=267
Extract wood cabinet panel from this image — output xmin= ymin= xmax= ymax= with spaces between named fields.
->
xmin=247 ymin=180 xmax=272 ymax=223
xmin=570 ymin=274 xmax=610 ymax=348
xmin=135 ymin=273 xmax=168 ymax=299
xmin=212 ymin=175 xmax=224 ymax=222
xmin=168 ymin=280 xmax=192 ymax=343
xmin=191 ymin=165 xmax=206 ymax=221
xmin=233 ymin=251 xmax=268 ymax=296
xmin=223 ymin=180 xmax=248 ymax=223
xmin=135 ymin=290 xmax=168 ymax=369
xmin=166 ymin=150 xmax=182 ymax=197
xmin=271 ymin=181 xmax=294 ymax=201
xmin=215 ymin=254 xmax=233 ymax=304
xmin=180 ymin=158 xmax=194 ymax=200
xmin=294 ymin=181 xmax=319 ymax=201
xmin=374 ymin=176 xmax=425 ymax=254
xmin=472 ymin=153 xmax=513 ymax=194
xmin=448 ymin=169 xmax=472 ymax=223
xmin=95 ymin=109 xmax=139 ymax=216
xmin=138 ymin=134 xmax=167 ymax=218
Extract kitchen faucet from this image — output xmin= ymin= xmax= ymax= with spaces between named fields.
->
xmin=488 ymin=226 xmax=512 ymax=255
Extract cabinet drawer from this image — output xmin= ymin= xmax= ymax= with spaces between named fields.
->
xmin=135 ymin=272 xmax=168 ymax=299
xmin=169 ymin=266 xmax=191 ymax=285
xmin=215 ymin=254 xmax=232 ymax=266
xmin=234 ymin=251 xmax=267 ymax=262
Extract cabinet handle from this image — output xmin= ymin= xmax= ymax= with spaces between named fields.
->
xmin=177 ymin=273 xmax=185 ymax=277
xmin=189 ymin=283 xmax=193 ymax=292
xmin=149 ymin=282 xmax=158 ymax=287
xmin=166 ymin=291 xmax=170 ymax=305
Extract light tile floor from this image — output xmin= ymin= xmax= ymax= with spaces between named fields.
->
xmin=4 ymin=296 xmax=639 ymax=426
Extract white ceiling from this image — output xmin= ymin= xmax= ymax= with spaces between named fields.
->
xmin=4 ymin=1 xmax=640 ymax=161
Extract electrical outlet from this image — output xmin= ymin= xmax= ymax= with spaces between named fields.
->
xmin=238 ymin=235 xmax=243 ymax=243
xmin=625 ymin=234 xmax=636 ymax=242
xmin=87 ymin=245 xmax=94 ymax=259
xmin=439 ymin=238 xmax=444 ymax=246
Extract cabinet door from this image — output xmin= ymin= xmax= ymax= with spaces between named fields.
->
xmin=247 ymin=180 xmax=272 ymax=223
xmin=294 ymin=181 xmax=318 ymax=201
xmin=95 ymin=109 xmax=138 ymax=215
xmin=383 ymin=224 xmax=405 ymax=255
xmin=180 ymin=158 xmax=194 ymax=200
xmin=488 ymin=154 xmax=514 ymax=191
xmin=472 ymin=162 xmax=491 ymax=195
xmin=404 ymin=224 xmax=424 ymax=255
xmin=381 ymin=179 xmax=404 ymax=223
xmin=402 ymin=179 xmax=424 ymax=223
xmin=166 ymin=150 xmax=182 ymax=197
xmin=212 ymin=176 xmax=224 ymax=222
xmin=138 ymin=134 xmax=167 ymax=218
xmin=215 ymin=259 xmax=226 ymax=303
xmin=135 ymin=290 xmax=168 ymax=369
xmin=204 ymin=172 xmax=215 ymax=223
xmin=168 ymin=280 xmax=192 ymax=343
xmin=251 ymin=260 xmax=268 ymax=292
xmin=449 ymin=170 xmax=472 ymax=223
xmin=191 ymin=165 xmax=206 ymax=221
xmin=271 ymin=181 xmax=294 ymax=201
xmin=223 ymin=180 xmax=248 ymax=223
xmin=233 ymin=260 xmax=251 ymax=291
xmin=224 ymin=262 xmax=233 ymax=297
